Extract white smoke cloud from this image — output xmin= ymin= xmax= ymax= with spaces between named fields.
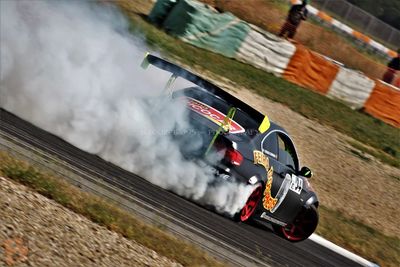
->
xmin=0 ymin=0 xmax=254 ymax=215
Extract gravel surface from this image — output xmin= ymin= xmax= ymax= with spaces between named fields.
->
xmin=0 ymin=176 xmax=182 ymax=267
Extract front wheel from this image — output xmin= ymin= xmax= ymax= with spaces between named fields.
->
xmin=273 ymin=205 xmax=318 ymax=242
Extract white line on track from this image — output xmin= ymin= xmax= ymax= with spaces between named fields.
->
xmin=309 ymin=234 xmax=379 ymax=267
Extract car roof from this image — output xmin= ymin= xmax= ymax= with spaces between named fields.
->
xmin=267 ymin=121 xmax=288 ymax=135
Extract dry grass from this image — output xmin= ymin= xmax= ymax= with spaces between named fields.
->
xmin=317 ymin=206 xmax=400 ymax=267
xmin=0 ymin=151 xmax=225 ymax=267
xmin=106 ymin=0 xmax=154 ymax=15
xmin=200 ymin=0 xmax=387 ymax=79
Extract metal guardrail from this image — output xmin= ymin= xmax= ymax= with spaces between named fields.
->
xmin=287 ymin=0 xmax=398 ymax=59
xmin=311 ymin=0 xmax=400 ymax=50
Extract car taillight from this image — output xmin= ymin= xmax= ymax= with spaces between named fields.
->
xmin=225 ymin=148 xmax=243 ymax=166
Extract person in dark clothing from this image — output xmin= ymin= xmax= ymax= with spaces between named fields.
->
xmin=383 ymin=49 xmax=400 ymax=84
xmin=279 ymin=0 xmax=308 ymax=39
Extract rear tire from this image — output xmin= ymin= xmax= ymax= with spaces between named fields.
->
xmin=272 ymin=204 xmax=318 ymax=242
xmin=234 ymin=183 xmax=263 ymax=222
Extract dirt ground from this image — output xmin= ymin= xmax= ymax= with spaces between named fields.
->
xmin=0 ymin=176 xmax=181 ymax=267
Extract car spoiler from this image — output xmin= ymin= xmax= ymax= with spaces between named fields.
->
xmin=141 ymin=53 xmax=270 ymax=133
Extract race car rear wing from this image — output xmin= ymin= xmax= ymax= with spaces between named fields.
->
xmin=141 ymin=53 xmax=270 ymax=133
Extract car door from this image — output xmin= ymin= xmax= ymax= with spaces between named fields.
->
xmin=259 ymin=131 xmax=302 ymax=223
xmin=270 ymin=133 xmax=302 ymax=221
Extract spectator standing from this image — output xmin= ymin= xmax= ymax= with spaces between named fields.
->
xmin=279 ymin=0 xmax=308 ymax=39
xmin=382 ymin=49 xmax=400 ymax=84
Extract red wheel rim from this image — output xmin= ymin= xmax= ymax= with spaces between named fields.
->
xmin=281 ymin=207 xmax=317 ymax=241
xmin=240 ymin=185 xmax=262 ymax=222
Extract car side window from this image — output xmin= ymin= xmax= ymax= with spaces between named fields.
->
xmin=262 ymin=132 xmax=278 ymax=159
xmin=277 ymin=134 xmax=298 ymax=171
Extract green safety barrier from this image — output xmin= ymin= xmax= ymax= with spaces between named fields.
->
xmin=148 ymin=0 xmax=179 ymax=25
xmin=157 ymin=0 xmax=251 ymax=58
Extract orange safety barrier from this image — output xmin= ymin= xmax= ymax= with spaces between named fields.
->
xmin=283 ymin=45 xmax=339 ymax=94
xmin=388 ymin=50 xmax=397 ymax=58
xmin=352 ymin=31 xmax=371 ymax=44
xmin=364 ymin=80 xmax=400 ymax=128
xmin=317 ymin=11 xmax=333 ymax=23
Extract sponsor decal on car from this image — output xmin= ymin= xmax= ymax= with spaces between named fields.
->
xmin=253 ymin=150 xmax=278 ymax=211
xmin=254 ymin=151 xmax=299 ymax=213
xmin=263 ymin=167 xmax=278 ymax=211
xmin=253 ymin=150 xmax=269 ymax=170
xmin=260 ymin=212 xmax=286 ymax=226
xmin=209 ymin=166 xmax=231 ymax=181
xmin=289 ymin=175 xmax=303 ymax=194
xmin=183 ymin=97 xmax=245 ymax=134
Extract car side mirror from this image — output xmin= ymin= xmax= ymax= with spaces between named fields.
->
xmin=299 ymin=166 xmax=313 ymax=178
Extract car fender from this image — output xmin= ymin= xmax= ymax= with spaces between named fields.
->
xmin=247 ymin=164 xmax=270 ymax=185
xmin=303 ymin=193 xmax=319 ymax=208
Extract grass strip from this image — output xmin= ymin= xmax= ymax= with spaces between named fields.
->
xmin=120 ymin=8 xmax=399 ymax=168
xmin=347 ymin=140 xmax=399 ymax=168
xmin=0 ymin=151 xmax=225 ymax=267
xmin=317 ymin=206 xmax=400 ymax=267
xmin=1 ymin=150 xmax=399 ymax=266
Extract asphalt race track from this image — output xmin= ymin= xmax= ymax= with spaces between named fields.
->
xmin=0 ymin=108 xmax=363 ymax=267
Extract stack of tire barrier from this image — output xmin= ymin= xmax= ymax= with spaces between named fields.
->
xmin=150 ymin=0 xmax=251 ymax=58
xmin=149 ymin=0 xmax=400 ymax=128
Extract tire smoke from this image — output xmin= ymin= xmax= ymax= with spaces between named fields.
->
xmin=0 ymin=0 xmax=254 ymax=216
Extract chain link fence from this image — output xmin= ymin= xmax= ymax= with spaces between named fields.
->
xmin=311 ymin=0 xmax=400 ymax=50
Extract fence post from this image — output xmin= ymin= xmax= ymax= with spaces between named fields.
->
xmin=387 ymin=30 xmax=395 ymax=46
xmin=364 ymin=16 xmax=374 ymax=35
xmin=343 ymin=3 xmax=352 ymax=23
xmin=321 ymin=0 xmax=329 ymax=11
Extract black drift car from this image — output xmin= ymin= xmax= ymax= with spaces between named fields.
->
xmin=142 ymin=54 xmax=319 ymax=242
